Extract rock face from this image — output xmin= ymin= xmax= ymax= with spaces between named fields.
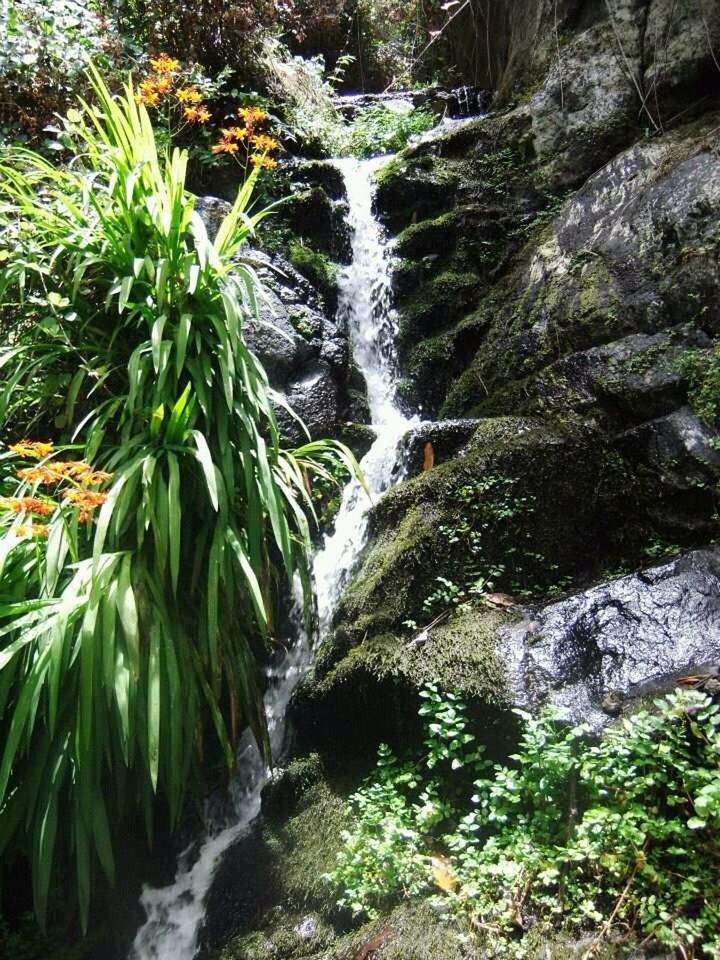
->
xmin=199 ymin=4 xmax=720 ymax=958
xmin=501 ymin=548 xmax=720 ymax=729
xmin=284 ymin=0 xmax=720 ymax=799
xmin=196 ymin=199 xmax=365 ymax=442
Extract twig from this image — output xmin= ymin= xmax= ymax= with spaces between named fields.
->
xmin=582 ymin=861 xmax=640 ymax=959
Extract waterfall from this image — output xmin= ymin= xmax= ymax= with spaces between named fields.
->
xmin=128 ymin=156 xmax=415 ymax=960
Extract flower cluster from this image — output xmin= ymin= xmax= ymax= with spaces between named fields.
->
xmin=212 ymin=106 xmax=279 ymax=170
xmin=135 ymin=54 xmax=211 ymax=125
xmin=1 ymin=441 xmax=113 ymax=536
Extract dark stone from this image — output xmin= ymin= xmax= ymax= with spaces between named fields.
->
xmin=286 ymin=188 xmax=352 ymax=264
xmin=500 ymin=548 xmax=720 ymax=729
xmin=403 ymin=418 xmax=483 ymax=474
xmin=283 ymin=361 xmax=341 ymax=440
xmin=289 ymin=160 xmax=347 ymax=201
xmin=261 ymin=753 xmax=325 ymax=821
xmin=434 ymin=86 xmax=492 ymax=119
xmin=194 ymin=195 xmax=232 ymax=240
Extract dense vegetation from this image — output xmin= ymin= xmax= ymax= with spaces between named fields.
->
xmin=0 ymin=66 xmax=355 ymax=928
xmin=332 ymin=687 xmax=720 ymax=957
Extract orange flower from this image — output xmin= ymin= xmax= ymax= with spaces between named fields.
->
xmin=220 ymin=126 xmax=248 ymax=142
xmin=80 ymin=469 xmax=113 ymax=486
xmin=250 ymin=153 xmax=278 ymax=170
xmin=136 ymin=81 xmax=160 ymax=107
xmin=155 ymin=75 xmax=173 ymax=94
xmin=15 ymin=523 xmax=50 ymax=538
xmin=17 ymin=465 xmax=65 ymax=485
xmin=184 ymin=106 xmax=208 ymax=122
xmin=63 ymin=489 xmax=109 ymax=509
xmin=8 ymin=440 xmax=54 ymax=459
xmin=212 ymin=141 xmax=240 ymax=155
xmin=176 ymin=87 xmax=203 ymax=104
xmin=16 ymin=460 xmax=100 ymax=485
xmin=150 ymin=54 xmax=181 ymax=73
xmin=250 ymin=134 xmax=279 ymax=152
xmin=238 ymin=106 xmax=268 ymax=126
xmin=0 ymin=496 xmax=55 ymax=517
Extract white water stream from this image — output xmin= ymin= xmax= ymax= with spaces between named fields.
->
xmin=129 ymin=156 xmax=415 ymax=960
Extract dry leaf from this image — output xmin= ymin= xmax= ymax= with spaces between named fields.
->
xmin=482 ymin=592 xmax=519 ymax=609
xmin=430 ymin=853 xmax=457 ymax=893
xmin=423 ymin=441 xmax=435 ymax=471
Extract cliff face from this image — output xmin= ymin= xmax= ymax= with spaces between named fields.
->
xmin=200 ymin=5 xmax=720 ymax=958
xmin=300 ymin=0 xmax=720 ymax=745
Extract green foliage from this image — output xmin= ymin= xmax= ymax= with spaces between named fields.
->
xmin=0 ymin=69 xmax=358 ymax=928
xmin=331 ymin=686 xmax=720 ymax=958
xmin=677 ymin=344 xmax=720 ymax=427
xmin=0 ymin=0 xmax=123 ymax=140
xmin=416 ymin=474 xmax=544 ymax=622
xmin=345 ymin=104 xmax=436 ymax=158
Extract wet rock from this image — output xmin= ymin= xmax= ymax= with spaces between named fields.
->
xmin=245 ymin=295 xmax=314 ymax=384
xmin=527 ymin=17 xmax=640 ymax=185
xmin=499 ymin=548 xmax=720 ymax=729
xmin=403 ymin=418 xmax=482 ymax=474
xmin=286 ymin=187 xmax=352 ymax=264
xmin=288 ymin=160 xmax=347 ymax=202
xmin=261 ymin=753 xmax=325 ymax=821
xmin=194 ymin=195 xmax=232 ymax=239
xmin=440 ymin=112 xmax=720 ymax=422
xmin=200 ymin=778 xmax=347 ymax=958
xmin=617 ymin=406 xmax=720 ymax=494
xmin=329 ymin=418 xmax=631 ymax=641
xmin=224 ymin=248 xmax=366 ymax=440
xmin=335 ymin=89 xmax=436 ymax=121
xmin=282 ymin=361 xmax=341 ymax=440
xmin=434 ymin=86 xmax=493 ymax=119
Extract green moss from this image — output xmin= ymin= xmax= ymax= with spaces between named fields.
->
xmin=329 ymin=418 xmax=634 ymax=648
xmin=262 ymin=778 xmax=347 ymax=911
xmin=395 ymin=209 xmax=461 ymax=260
xmin=288 ymin=241 xmax=339 ymax=310
xmin=398 ymin=271 xmax=481 ymax=343
xmin=316 ymin=606 xmax=509 ymax=705
xmin=330 ymin=900 xmax=480 ymax=960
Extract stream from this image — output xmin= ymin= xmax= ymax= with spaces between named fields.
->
xmin=129 ymin=155 xmax=415 ymax=960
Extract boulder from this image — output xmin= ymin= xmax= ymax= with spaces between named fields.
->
xmin=500 ymin=548 xmax=720 ymax=729
xmin=283 ymin=361 xmax=342 ymax=440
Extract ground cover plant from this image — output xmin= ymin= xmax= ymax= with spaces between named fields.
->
xmin=331 ymin=685 xmax=720 ymax=958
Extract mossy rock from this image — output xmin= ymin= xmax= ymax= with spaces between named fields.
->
xmin=291 ymin=160 xmax=346 ymax=201
xmin=284 ymin=188 xmax=351 ymax=263
xmin=294 ymin=603 xmax=516 ymax=763
xmin=202 ymin=776 xmax=351 ymax=956
xmin=333 ymin=417 xmax=632 ymax=640
xmin=398 ymin=271 xmax=482 ymax=348
xmin=288 ymin=242 xmax=340 ymax=314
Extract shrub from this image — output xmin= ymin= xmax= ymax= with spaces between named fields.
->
xmin=0 ymin=68 xmax=356 ymax=926
xmin=345 ymin=103 xmax=436 ymax=157
xmin=331 ymin=685 xmax=720 ymax=957
xmin=0 ymin=0 xmax=124 ymax=141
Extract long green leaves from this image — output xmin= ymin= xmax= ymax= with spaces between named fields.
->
xmin=0 ymin=68 xmax=359 ymax=927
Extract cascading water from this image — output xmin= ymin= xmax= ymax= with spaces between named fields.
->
xmin=129 ymin=155 xmax=414 ymax=960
